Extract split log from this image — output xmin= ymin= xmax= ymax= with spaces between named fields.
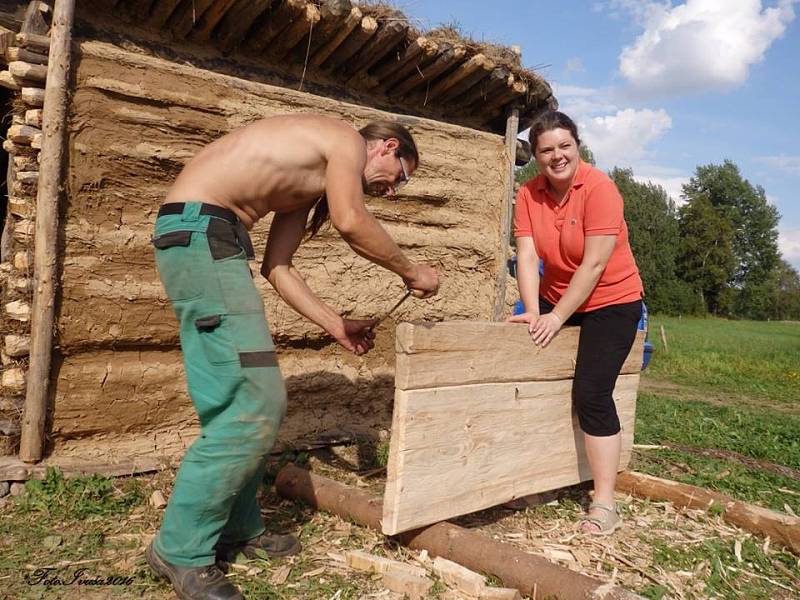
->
xmin=309 ymin=6 xmax=361 ymax=68
xmin=24 ymin=108 xmax=42 ymax=128
xmin=8 ymin=124 xmax=42 ymax=145
xmin=16 ymin=32 xmax=50 ymax=53
xmin=320 ymin=14 xmax=377 ymax=71
xmin=14 ymin=155 xmax=39 ymax=171
xmin=616 ymin=471 xmax=800 ymax=554
xmin=390 ymin=45 xmax=467 ymax=98
xmin=371 ymin=36 xmax=437 ymax=86
xmin=6 ymin=46 xmax=49 ymax=64
xmin=16 ymin=171 xmax=39 ymax=185
xmin=474 ymin=78 xmax=529 ymax=117
xmin=244 ymin=0 xmax=306 ymax=54
xmin=31 ymin=132 xmax=42 ymax=149
xmin=8 ymin=197 xmax=34 ymax=219
xmin=395 ymin=322 xmax=645 ymax=390
xmin=170 ymin=0 xmax=216 ymax=39
xmin=9 ymin=60 xmax=48 ymax=83
xmin=424 ymin=53 xmax=494 ymax=104
xmin=306 ymin=0 xmax=353 ymax=56
xmin=267 ymin=2 xmax=320 ymax=61
xmin=147 ymin=0 xmax=182 ymax=29
xmin=21 ymin=0 xmax=48 ymax=36
xmin=0 ymin=70 xmax=20 ymax=90
xmin=275 ymin=465 xmax=643 ymax=600
xmin=20 ymin=0 xmax=75 ymax=464
xmin=493 ymin=105 xmax=519 ymax=321
xmin=119 ymin=0 xmax=155 ymax=24
xmin=452 ymin=66 xmax=513 ymax=110
xmin=345 ymin=19 xmax=408 ymax=75
xmin=188 ymin=0 xmax=240 ymax=43
xmin=21 ymin=86 xmax=45 ymax=106
xmin=214 ymin=0 xmax=271 ymax=55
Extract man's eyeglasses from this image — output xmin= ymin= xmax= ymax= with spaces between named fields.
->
xmin=395 ymin=154 xmax=410 ymax=190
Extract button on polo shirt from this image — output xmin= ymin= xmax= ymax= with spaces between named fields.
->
xmin=513 ymin=160 xmax=644 ymax=312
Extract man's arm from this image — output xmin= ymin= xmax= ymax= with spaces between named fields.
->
xmin=324 ymin=137 xmax=436 ymax=296
xmin=261 ymin=206 xmax=375 ymax=354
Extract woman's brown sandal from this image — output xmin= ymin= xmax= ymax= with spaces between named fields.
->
xmin=579 ymin=502 xmax=623 ymax=536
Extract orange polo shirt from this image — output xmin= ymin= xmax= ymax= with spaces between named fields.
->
xmin=513 ymin=160 xmax=643 ymax=312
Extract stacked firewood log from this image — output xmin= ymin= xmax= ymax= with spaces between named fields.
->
xmin=0 ymin=1 xmax=51 ymax=456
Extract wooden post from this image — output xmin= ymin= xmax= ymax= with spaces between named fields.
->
xmin=492 ymin=105 xmax=519 ymax=321
xmin=659 ymin=324 xmax=668 ymax=352
xmin=19 ymin=0 xmax=75 ymax=463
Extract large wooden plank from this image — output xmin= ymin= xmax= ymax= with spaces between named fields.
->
xmin=382 ymin=373 xmax=639 ymax=535
xmin=395 ymin=322 xmax=645 ymax=390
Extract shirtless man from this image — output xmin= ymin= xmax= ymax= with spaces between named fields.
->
xmin=145 ymin=115 xmax=439 ymax=600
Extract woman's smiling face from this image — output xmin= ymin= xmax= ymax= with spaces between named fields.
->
xmin=533 ymin=127 xmax=580 ymax=191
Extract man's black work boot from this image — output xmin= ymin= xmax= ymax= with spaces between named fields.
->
xmin=146 ymin=541 xmax=243 ymax=600
xmin=216 ymin=532 xmax=301 ymax=562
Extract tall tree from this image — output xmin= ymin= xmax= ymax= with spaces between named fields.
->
xmin=682 ymin=161 xmax=780 ymax=317
xmin=610 ymin=168 xmax=683 ymax=313
xmin=773 ymin=259 xmax=800 ymax=320
xmin=677 ymin=195 xmax=737 ymax=314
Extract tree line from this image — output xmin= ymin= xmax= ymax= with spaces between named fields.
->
xmin=515 ymin=153 xmax=800 ymax=320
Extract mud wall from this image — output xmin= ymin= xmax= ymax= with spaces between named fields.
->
xmin=50 ymin=39 xmax=510 ymax=462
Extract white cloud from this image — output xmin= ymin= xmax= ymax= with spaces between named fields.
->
xmin=755 ymin=155 xmax=800 ymax=174
xmin=618 ymin=0 xmax=797 ymax=95
xmin=779 ymin=227 xmax=800 ymax=269
xmin=632 ymin=168 xmax=689 ymax=203
xmin=579 ymin=108 xmax=673 ymax=168
xmin=564 ymin=57 xmax=586 ymax=76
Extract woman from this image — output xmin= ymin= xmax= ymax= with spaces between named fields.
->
xmin=510 ymin=111 xmax=643 ymax=535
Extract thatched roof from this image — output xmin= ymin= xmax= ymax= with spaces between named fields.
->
xmin=83 ymin=0 xmax=556 ymax=134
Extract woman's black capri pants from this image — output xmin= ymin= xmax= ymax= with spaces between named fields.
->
xmin=539 ymin=297 xmax=642 ymax=437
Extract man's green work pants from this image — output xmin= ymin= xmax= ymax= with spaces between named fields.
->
xmin=151 ymin=202 xmax=287 ymax=568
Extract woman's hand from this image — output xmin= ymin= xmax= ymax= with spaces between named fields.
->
xmin=530 ymin=312 xmax=562 ymax=347
xmin=330 ymin=318 xmax=378 ymax=355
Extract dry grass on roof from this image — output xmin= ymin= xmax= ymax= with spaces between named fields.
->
xmin=426 ymin=25 xmax=522 ymax=70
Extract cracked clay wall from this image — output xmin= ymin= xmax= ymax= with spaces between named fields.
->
xmin=49 ymin=38 xmax=509 ymax=463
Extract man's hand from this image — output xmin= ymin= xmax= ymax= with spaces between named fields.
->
xmin=404 ymin=264 xmax=439 ymax=299
xmin=330 ymin=318 xmax=378 ymax=356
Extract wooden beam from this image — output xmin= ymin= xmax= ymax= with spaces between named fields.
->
xmin=372 ymin=36 xmax=438 ymax=93
xmin=20 ymin=85 xmax=43 ymax=105
xmin=169 ymin=0 xmax=215 ymax=39
xmin=276 ymin=465 xmax=643 ymax=600
xmin=8 ymin=59 xmax=47 ymax=82
xmin=389 ymin=44 xmax=466 ymax=98
xmin=424 ymin=53 xmax=493 ymax=104
xmin=244 ymin=0 xmax=306 ymax=55
xmin=7 ymin=123 xmax=41 ymax=144
xmin=267 ymin=1 xmax=319 ymax=61
xmin=21 ymin=0 xmax=48 ymax=35
xmin=16 ymin=31 xmax=50 ymax=53
xmin=383 ymin=373 xmax=639 ymax=535
xmin=396 ymin=322 xmax=645 ymax=390
xmin=320 ymin=14 xmax=377 ymax=71
xmin=493 ymin=105 xmax=519 ymax=321
xmin=187 ymin=0 xmax=239 ymax=43
xmin=146 ymin=0 xmax=181 ymax=29
xmin=214 ymin=0 xmax=272 ymax=55
xmin=344 ymin=18 xmax=407 ymax=75
xmin=308 ymin=5 xmax=360 ymax=68
xmin=119 ymin=0 xmax=155 ymax=23
xmin=0 ymin=69 xmax=21 ymax=89
xmin=19 ymin=0 xmax=74 ymax=464
xmin=617 ymin=471 xmax=800 ymax=554
xmin=305 ymin=0 xmax=352 ymax=56
xmin=6 ymin=45 xmax=49 ymax=64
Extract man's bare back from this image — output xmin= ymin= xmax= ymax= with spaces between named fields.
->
xmin=165 ymin=114 xmax=363 ymax=229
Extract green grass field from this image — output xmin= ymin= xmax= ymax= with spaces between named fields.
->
xmin=632 ymin=316 xmax=800 ymax=599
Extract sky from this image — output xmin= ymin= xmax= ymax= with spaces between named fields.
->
xmin=384 ymin=0 xmax=800 ymax=271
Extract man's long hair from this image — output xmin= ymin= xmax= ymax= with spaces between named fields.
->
xmin=305 ymin=121 xmax=419 ymax=239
